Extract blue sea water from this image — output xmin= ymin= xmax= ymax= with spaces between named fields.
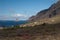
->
xmin=0 ymin=20 xmax=27 ymax=27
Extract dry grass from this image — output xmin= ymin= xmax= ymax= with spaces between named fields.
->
xmin=0 ymin=23 xmax=60 ymax=40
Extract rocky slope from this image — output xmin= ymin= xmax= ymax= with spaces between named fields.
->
xmin=20 ymin=1 xmax=60 ymax=28
xmin=28 ymin=1 xmax=60 ymax=22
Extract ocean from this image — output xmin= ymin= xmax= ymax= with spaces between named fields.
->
xmin=0 ymin=20 xmax=27 ymax=27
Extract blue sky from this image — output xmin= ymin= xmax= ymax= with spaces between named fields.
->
xmin=0 ymin=0 xmax=57 ymax=20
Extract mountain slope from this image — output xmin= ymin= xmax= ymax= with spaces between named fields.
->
xmin=28 ymin=1 xmax=60 ymax=22
xmin=20 ymin=1 xmax=60 ymax=27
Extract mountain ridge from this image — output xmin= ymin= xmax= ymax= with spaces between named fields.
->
xmin=28 ymin=1 xmax=60 ymax=22
xmin=19 ymin=1 xmax=60 ymax=27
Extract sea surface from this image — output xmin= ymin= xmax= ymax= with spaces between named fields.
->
xmin=0 ymin=20 xmax=27 ymax=27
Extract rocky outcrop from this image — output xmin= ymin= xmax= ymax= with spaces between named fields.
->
xmin=28 ymin=1 xmax=60 ymax=22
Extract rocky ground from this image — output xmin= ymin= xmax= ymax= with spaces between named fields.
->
xmin=0 ymin=23 xmax=60 ymax=40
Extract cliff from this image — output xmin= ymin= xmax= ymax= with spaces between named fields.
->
xmin=28 ymin=1 xmax=60 ymax=22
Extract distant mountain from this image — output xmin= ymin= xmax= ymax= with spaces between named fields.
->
xmin=20 ymin=1 xmax=60 ymax=27
xmin=28 ymin=1 xmax=60 ymax=22
xmin=0 ymin=20 xmax=27 ymax=27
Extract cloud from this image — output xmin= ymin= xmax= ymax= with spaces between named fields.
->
xmin=0 ymin=13 xmax=27 ymax=20
xmin=12 ymin=13 xmax=26 ymax=18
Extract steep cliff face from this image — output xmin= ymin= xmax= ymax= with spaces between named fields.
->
xmin=28 ymin=1 xmax=60 ymax=22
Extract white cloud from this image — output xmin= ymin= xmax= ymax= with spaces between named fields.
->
xmin=11 ymin=13 xmax=28 ymax=20
xmin=0 ymin=13 xmax=28 ymax=20
xmin=12 ymin=13 xmax=26 ymax=17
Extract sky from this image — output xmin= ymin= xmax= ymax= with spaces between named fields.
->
xmin=0 ymin=0 xmax=57 ymax=20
